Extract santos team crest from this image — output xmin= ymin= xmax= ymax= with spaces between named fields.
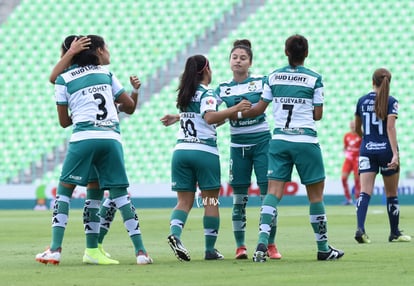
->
xmin=248 ymin=81 xmax=257 ymax=91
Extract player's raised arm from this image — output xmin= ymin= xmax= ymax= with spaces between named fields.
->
xmin=49 ymin=36 xmax=91 ymax=84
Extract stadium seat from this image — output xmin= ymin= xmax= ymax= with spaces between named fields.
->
xmin=0 ymin=0 xmax=245 ymax=184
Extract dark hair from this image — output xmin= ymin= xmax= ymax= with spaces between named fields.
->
xmin=176 ymin=55 xmax=209 ymax=111
xmin=61 ymin=35 xmax=77 ymax=54
xmin=230 ymin=39 xmax=253 ymax=62
xmin=372 ymin=68 xmax=392 ymax=120
xmin=285 ymin=34 xmax=308 ymax=67
xmin=72 ymin=35 xmax=105 ymax=67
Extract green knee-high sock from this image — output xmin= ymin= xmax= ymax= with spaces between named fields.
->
xmin=169 ymin=209 xmax=188 ymax=238
xmin=111 ymin=188 xmax=146 ymax=255
xmin=50 ymin=184 xmax=73 ymax=251
xmin=260 ymin=194 xmax=277 ymax=245
xmin=98 ymin=198 xmax=117 ymax=244
xmin=84 ymin=189 xmax=103 ymax=249
xmin=232 ymin=192 xmax=248 ymax=247
xmin=268 ymin=216 xmax=277 ymax=245
xmin=204 ymin=216 xmax=220 ymax=252
xmin=309 ymin=202 xmax=329 ymax=252
xmin=258 ymin=194 xmax=280 ymax=245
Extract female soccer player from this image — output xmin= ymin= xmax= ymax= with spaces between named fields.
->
xmin=215 ymin=39 xmax=280 ymax=259
xmin=354 ymin=68 xmax=411 ymax=243
xmin=241 ymin=34 xmax=344 ymax=262
xmin=341 ymin=120 xmax=361 ymax=205
xmin=35 ymin=35 xmax=152 ymax=265
xmin=47 ymin=35 xmax=142 ymax=259
xmin=161 ymin=55 xmax=251 ymax=261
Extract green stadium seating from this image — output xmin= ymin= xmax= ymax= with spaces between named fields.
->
xmin=0 ymin=0 xmax=243 ymax=184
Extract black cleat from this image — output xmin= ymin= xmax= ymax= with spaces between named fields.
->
xmin=252 ymin=243 xmax=267 ymax=262
xmin=167 ymin=235 xmax=190 ymax=261
xmin=355 ymin=228 xmax=371 ymax=244
xmin=204 ymin=249 xmax=224 ymax=260
xmin=317 ymin=245 xmax=344 ymax=261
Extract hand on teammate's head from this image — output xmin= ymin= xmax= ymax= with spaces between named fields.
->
xmin=68 ymin=36 xmax=91 ymax=54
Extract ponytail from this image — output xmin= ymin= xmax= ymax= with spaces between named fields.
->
xmin=373 ymin=68 xmax=392 ymax=120
xmin=176 ymin=55 xmax=209 ymax=111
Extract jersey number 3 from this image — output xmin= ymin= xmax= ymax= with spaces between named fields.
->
xmin=94 ymin=93 xmax=108 ymax=120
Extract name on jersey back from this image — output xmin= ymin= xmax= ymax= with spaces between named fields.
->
xmin=274 ymin=97 xmax=306 ymax=104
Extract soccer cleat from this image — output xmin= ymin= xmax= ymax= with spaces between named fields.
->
xmin=389 ymin=232 xmax=412 ymax=242
xmin=136 ymin=251 xmax=153 ymax=265
xmin=252 ymin=243 xmax=267 ymax=262
xmin=267 ymin=244 xmax=282 ymax=259
xmin=82 ymin=248 xmax=119 ymax=265
xmin=167 ymin=235 xmax=190 ymax=261
xmin=98 ymin=243 xmax=111 ymax=258
xmin=355 ymin=228 xmax=371 ymax=244
xmin=235 ymin=246 xmax=248 ymax=259
xmin=317 ymin=245 xmax=344 ymax=261
xmin=205 ymin=249 xmax=224 ymax=260
xmin=35 ymin=247 xmax=61 ymax=265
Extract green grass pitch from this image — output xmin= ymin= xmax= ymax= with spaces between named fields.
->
xmin=0 ymin=205 xmax=412 ymax=286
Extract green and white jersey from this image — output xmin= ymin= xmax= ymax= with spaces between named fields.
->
xmin=263 ymin=65 xmax=324 ymax=143
xmin=175 ymin=84 xmax=219 ymax=155
xmin=55 ymin=65 xmax=124 ymax=143
xmin=216 ymin=75 xmax=270 ymax=146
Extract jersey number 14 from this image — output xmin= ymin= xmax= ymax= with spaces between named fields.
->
xmin=362 ymin=112 xmax=383 ymax=135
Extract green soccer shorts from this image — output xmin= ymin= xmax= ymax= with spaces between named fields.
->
xmin=267 ymin=139 xmax=325 ymax=185
xmin=171 ymin=149 xmax=221 ymax=192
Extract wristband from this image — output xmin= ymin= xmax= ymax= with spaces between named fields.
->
xmin=237 ymin=111 xmax=243 ymax=119
xmin=116 ymin=104 xmax=122 ymax=113
xmin=132 ymin=87 xmax=139 ymax=93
